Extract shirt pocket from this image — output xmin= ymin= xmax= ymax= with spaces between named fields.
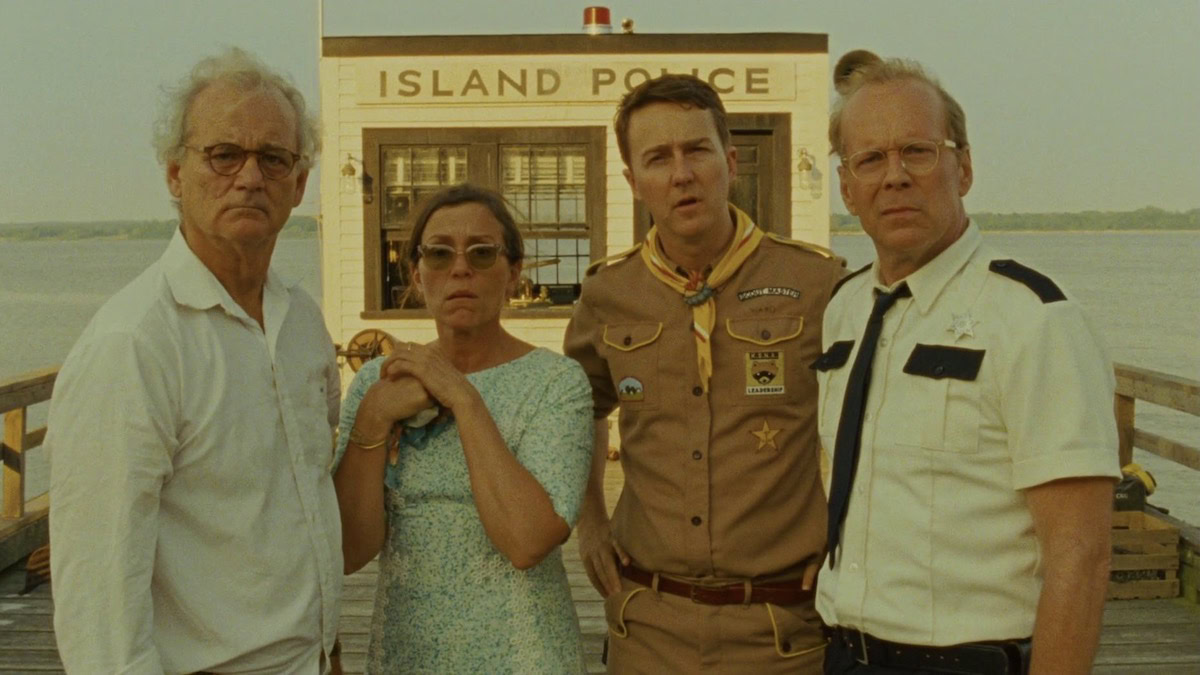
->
xmin=602 ymin=322 xmax=663 ymax=410
xmin=725 ymin=314 xmax=805 ymax=405
xmin=811 ymin=340 xmax=855 ymax=457
xmin=884 ymin=343 xmax=985 ymax=453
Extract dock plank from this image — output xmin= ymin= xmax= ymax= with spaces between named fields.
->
xmin=2 ymin=462 xmax=1198 ymax=673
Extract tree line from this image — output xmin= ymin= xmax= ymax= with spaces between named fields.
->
xmin=0 ymin=216 xmax=319 ymax=241
xmin=831 ymin=207 xmax=1200 ymax=233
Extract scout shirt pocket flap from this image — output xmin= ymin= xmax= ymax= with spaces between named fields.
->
xmin=602 ymin=322 xmax=663 ymax=352
xmin=810 ymin=340 xmax=855 ymax=371
xmin=902 ymin=344 xmax=986 ymax=381
xmin=724 ymin=315 xmax=803 ymax=346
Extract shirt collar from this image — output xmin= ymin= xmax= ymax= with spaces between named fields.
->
xmin=872 ymin=220 xmax=980 ymax=315
xmin=163 ymin=226 xmax=297 ymax=322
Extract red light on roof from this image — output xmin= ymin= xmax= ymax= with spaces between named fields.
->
xmin=583 ymin=6 xmax=612 ymax=35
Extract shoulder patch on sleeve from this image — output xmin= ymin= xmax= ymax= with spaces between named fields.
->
xmin=988 ymin=259 xmax=1066 ymax=303
xmin=830 ymin=263 xmax=872 ymax=299
xmin=765 ymin=232 xmax=838 ymax=261
xmin=585 ymin=243 xmax=643 ymax=276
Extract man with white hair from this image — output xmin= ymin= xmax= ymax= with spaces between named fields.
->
xmin=47 ymin=48 xmax=342 ymax=673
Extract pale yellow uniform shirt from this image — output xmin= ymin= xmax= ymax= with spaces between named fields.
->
xmin=814 ymin=223 xmax=1119 ymax=644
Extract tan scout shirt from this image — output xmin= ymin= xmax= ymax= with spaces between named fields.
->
xmin=564 ymin=231 xmax=844 ymax=580
xmin=814 ymin=223 xmax=1120 ymax=644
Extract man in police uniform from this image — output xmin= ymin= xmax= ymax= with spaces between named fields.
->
xmin=564 ymin=74 xmax=844 ymax=672
xmin=814 ymin=52 xmax=1119 ymax=674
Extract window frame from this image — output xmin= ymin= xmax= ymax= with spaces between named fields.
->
xmin=361 ymin=126 xmax=607 ymax=318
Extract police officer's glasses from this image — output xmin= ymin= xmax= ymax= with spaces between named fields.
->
xmin=843 ymin=139 xmax=959 ymax=182
xmin=184 ymin=143 xmax=302 ymax=180
xmin=418 ymin=244 xmax=505 ymax=271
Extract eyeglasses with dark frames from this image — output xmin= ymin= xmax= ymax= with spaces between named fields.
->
xmin=183 ymin=143 xmax=302 ymax=180
xmin=418 ymin=243 xmax=506 ymax=271
xmin=842 ymin=139 xmax=960 ymax=182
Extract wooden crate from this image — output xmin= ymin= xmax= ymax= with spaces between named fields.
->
xmin=1108 ymin=510 xmax=1180 ymax=600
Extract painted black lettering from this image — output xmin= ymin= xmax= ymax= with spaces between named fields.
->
xmin=624 ymin=67 xmax=651 ymax=91
xmin=537 ymin=68 xmax=561 ymax=95
xmin=708 ymin=68 xmax=735 ymax=94
xmin=397 ymin=70 xmax=420 ymax=97
xmin=461 ymin=69 xmax=489 ymax=96
xmin=499 ymin=69 xmax=527 ymax=96
xmin=431 ymin=70 xmax=452 ymax=97
xmin=746 ymin=68 xmax=769 ymax=94
xmin=592 ymin=68 xmax=615 ymax=95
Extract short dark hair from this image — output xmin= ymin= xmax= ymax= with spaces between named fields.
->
xmin=404 ymin=183 xmax=524 ymax=274
xmin=614 ymin=74 xmax=731 ymax=167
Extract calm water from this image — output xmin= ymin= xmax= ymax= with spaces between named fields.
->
xmin=1 ymin=232 xmax=1197 ymax=521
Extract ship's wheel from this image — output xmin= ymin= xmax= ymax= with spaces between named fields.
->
xmin=340 ymin=328 xmax=397 ymax=372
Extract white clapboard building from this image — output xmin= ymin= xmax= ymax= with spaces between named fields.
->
xmin=317 ymin=15 xmax=831 ymax=366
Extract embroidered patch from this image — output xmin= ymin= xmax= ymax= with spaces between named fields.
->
xmin=745 ymin=351 xmax=785 ymax=395
xmin=751 ymin=419 xmax=781 ymax=451
xmin=737 ymin=287 xmax=802 ymax=302
xmin=617 ymin=376 xmax=645 ymax=402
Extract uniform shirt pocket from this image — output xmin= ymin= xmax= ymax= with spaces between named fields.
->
xmin=602 ymin=322 xmax=663 ymax=410
xmin=725 ymin=315 xmax=804 ymax=405
xmin=812 ymin=341 xmax=855 ymax=458
xmin=887 ymin=344 xmax=986 ymax=453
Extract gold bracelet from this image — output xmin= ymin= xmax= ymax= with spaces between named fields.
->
xmin=348 ymin=428 xmax=389 ymax=450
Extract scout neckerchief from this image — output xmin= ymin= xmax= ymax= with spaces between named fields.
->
xmin=640 ymin=205 xmax=763 ymax=392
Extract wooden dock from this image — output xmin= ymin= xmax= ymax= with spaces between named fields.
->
xmin=1 ymin=459 xmax=1197 ymax=673
xmin=3 ymin=361 xmax=1200 ymax=672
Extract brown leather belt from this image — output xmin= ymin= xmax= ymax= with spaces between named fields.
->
xmin=620 ymin=563 xmax=815 ymax=606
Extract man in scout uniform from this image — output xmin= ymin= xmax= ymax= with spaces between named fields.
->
xmin=564 ymin=74 xmax=845 ymax=672
xmin=814 ymin=51 xmax=1119 ymax=674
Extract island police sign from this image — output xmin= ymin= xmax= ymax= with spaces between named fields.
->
xmin=356 ymin=60 xmax=796 ymax=104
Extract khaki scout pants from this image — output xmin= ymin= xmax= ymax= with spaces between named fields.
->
xmin=604 ymin=577 xmax=826 ymax=674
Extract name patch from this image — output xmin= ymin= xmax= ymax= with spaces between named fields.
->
xmin=745 ymin=351 xmax=785 ymax=395
xmin=737 ymin=287 xmax=801 ymax=302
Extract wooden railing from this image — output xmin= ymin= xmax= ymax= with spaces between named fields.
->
xmin=1114 ymin=362 xmax=1200 ymax=471
xmin=0 ymin=366 xmax=57 ymax=570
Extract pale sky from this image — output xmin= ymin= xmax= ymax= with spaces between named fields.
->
xmin=1 ymin=0 xmax=1196 ymax=223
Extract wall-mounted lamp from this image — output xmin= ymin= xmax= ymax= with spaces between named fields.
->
xmin=341 ymin=154 xmax=373 ymax=204
xmin=796 ymin=148 xmax=823 ymax=200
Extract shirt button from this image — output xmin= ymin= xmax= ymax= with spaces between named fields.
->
xmin=692 ymin=386 xmax=703 ymax=396
xmin=691 ymin=516 xmax=702 ymax=526
xmin=623 ymin=335 xmax=632 ymax=346
xmin=760 ymin=329 xmax=771 ymax=340
xmin=849 ymin=562 xmax=859 ymax=571
xmin=692 ymin=450 xmax=702 ymax=460
xmin=864 ymin=412 xmax=872 ymax=422
xmin=879 ymin=337 xmax=888 ymax=347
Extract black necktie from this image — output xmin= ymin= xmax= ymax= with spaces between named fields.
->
xmin=826 ymin=283 xmax=911 ymax=565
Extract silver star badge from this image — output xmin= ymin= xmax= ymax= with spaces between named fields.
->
xmin=947 ymin=312 xmax=979 ymax=340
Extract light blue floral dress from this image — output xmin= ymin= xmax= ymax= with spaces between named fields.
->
xmin=334 ymin=348 xmax=594 ymax=674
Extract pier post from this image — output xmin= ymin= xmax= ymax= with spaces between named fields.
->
xmin=2 ymin=408 xmax=26 ymax=519
xmin=1114 ymin=392 xmax=1135 ymax=468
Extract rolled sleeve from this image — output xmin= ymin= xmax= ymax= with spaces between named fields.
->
xmin=1003 ymin=302 xmax=1121 ymax=488
xmin=48 ymin=331 xmax=175 ymax=673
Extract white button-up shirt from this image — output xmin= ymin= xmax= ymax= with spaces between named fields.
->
xmin=47 ymin=229 xmax=342 ymax=674
xmin=815 ymin=223 xmax=1119 ymax=645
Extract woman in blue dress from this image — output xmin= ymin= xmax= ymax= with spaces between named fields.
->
xmin=333 ymin=184 xmax=594 ymax=673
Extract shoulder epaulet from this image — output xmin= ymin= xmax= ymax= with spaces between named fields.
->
xmin=765 ymin=232 xmax=838 ymax=261
xmin=585 ymin=242 xmax=643 ymax=276
xmin=830 ymin=263 xmax=872 ymax=299
xmin=988 ymin=259 xmax=1066 ymax=303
